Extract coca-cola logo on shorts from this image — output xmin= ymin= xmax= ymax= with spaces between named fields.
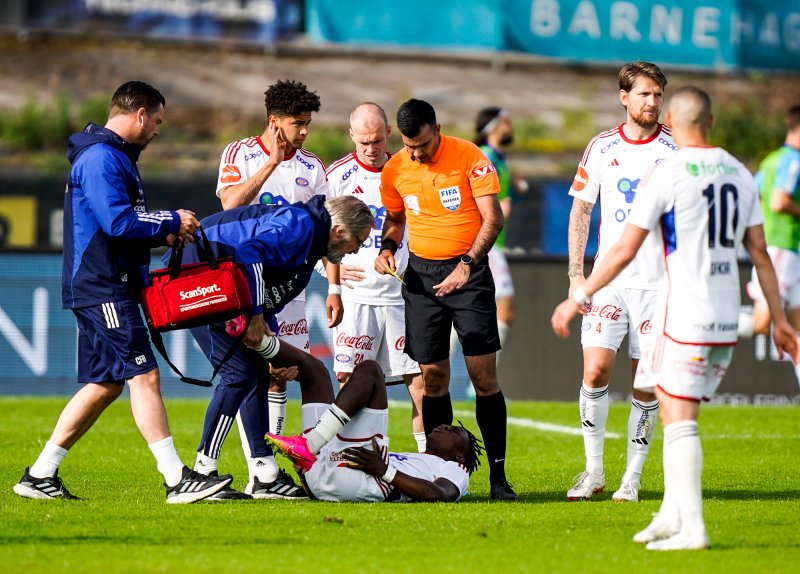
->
xmin=278 ymin=319 xmax=308 ymax=337
xmin=336 ymin=333 xmax=375 ymax=351
xmin=395 ymin=336 xmax=405 ymax=351
xmin=586 ymin=304 xmax=622 ymax=321
xmin=639 ymin=320 xmax=652 ymax=334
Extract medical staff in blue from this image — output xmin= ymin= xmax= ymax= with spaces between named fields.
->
xmin=14 ymin=81 xmax=233 ymax=504
xmin=185 ymin=194 xmax=374 ymax=499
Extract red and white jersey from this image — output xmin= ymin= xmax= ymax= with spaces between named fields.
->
xmin=570 ymin=124 xmax=676 ymax=289
xmin=217 ymin=135 xmax=328 ymax=302
xmin=327 ymin=151 xmax=409 ymax=305
xmin=628 ymin=146 xmax=761 ymax=345
xmin=388 ymin=451 xmax=470 ymax=502
xmin=217 ymin=135 xmax=328 ymax=206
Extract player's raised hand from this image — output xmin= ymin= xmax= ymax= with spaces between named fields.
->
xmin=265 ymin=120 xmax=286 ymax=165
xmin=551 ymin=298 xmax=583 ymax=338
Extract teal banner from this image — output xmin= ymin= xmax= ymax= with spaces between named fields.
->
xmin=306 ymin=0 xmax=800 ymax=70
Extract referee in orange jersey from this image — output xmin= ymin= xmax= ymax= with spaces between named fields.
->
xmin=375 ymin=99 xmax=517 ymax=500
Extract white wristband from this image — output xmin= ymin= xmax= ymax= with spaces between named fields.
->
xmin=381 ymin=467 xmax=397 ymax=483
xmin=572 ymin=285 xmax=589 ymax=306
xmin=328 ymin=284 xmax=342 ymax=295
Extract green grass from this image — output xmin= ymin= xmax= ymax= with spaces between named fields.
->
xmin=1 ymin=398 xmax=798 ymax=573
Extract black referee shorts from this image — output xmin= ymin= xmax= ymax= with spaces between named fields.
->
xmin=402 ymin=254 xmax=500 ymax=364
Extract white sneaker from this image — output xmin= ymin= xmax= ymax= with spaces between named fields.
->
xmin=612 ymin=480 xmax=639 ymax=502
xmin=566 ymin=471 xmax=605 ymax=501
xmin=633 ymin=517 xmax=680 ymax=544
xmin=646 ymin=531 xmax=710 ymax=551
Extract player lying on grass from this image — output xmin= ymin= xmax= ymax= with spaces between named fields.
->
xmin=267 ymin=360 xmax=482 ymax=502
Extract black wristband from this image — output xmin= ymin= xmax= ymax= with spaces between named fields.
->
xmin=380 ymin=238 xmax=398 ymax=255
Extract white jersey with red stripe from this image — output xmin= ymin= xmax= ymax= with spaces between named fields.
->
xmin=627 ymin=145 xmax=762 ymax=345
xmin=326 ymin=151 xmax=409 ymax=305
xmin=389 ymin=452 xmax=470 ymax=502
xmin=217 ymin=135 xmax=328 ymax=302
xmin=570 ymin=123 xmax=676 ymax=289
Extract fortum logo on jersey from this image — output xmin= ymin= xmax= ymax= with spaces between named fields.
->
xmin=178 ymin=284 xmax=228 ymax=312
xmin=615 ymin=177 xmax=640 ymax=222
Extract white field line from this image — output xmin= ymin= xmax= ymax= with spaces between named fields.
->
xmin=387 ymin=400 xmax=622 ymax=439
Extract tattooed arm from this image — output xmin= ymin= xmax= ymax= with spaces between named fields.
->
xmin=567 ymin=197 xmax=594 ymax=297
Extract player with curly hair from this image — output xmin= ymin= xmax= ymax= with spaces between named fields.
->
xmin=195 ymin=79 xmax=340 ymax=500
xmin=268 ymin=360 xmax=483 ymax=502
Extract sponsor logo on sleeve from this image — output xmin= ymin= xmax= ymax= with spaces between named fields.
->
xmin=471 ymin=164 xmax=496 ymax=178
xmin=572 ymin=166 xmax=589 ymax=191
xmin=220 ymin=164 xmax=242 ymax=184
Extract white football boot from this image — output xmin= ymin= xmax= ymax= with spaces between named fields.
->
xmin=646 ymin=531 xmax=710 ymax=551
xmin=612 ymin=480 xmax=639 ymax=502
xmin=566 ymin=471 xmax=605 ymax=501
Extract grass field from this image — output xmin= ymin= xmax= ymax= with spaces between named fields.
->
xmin=1 ymin=397 xmax=798 ymax=573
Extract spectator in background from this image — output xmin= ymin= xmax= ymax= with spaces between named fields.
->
xmin=326 ymin=102 xmax=426 ymax=453
xmin=14 ymin=81 xmax=232 ymax=504
xmin=739 ymin=105 xmax=800 ymax=390
xmin=375 ymin=99 xmax=517 ymax=500
xmin=565 ymin=62 xmax=673 ymax=503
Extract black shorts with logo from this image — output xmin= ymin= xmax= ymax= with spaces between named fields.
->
xmin=402 ymin=254 xmax=500 ymax=364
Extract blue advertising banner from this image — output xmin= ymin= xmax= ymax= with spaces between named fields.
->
xmin=5 ymin=0 xmax=300 ymax=43
xmin=306 ymin=0 xmax=800 ymax=70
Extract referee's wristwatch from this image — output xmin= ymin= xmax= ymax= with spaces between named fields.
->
xmin=459 ymin=254 xmax=474 ymax=268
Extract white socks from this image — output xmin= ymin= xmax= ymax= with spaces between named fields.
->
xmin=304 ymin=403 xmax=350 ymax=455
xmin=579 ymin=382 xmax=609 ymax=475
xmin=622 ymin=399 xmax=659 ymax=484
xmin=30 ymin=441 xmax=68 ymax=479
xmin=194 ymin=452 xmax=218 ymax=475
xmin=413 ymin=431 xmax=427 ymax=453
xmin=664 ymin=420 xmax=705 ymax=535
xmin=148 ymin=436 xmax=184 ymax=486
xmin=248 ymin=455 xmax=279 ymax=484
xmin=268 ymin=391 xmax=288 ymax=436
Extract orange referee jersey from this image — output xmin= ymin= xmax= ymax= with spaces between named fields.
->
xmin=380 ymin=133 xmax=500 ymax=260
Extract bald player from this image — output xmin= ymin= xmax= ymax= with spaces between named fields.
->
xmin=326 ymin=103 xmax=425 ymax=452
xmin=552 ymin=86 xmax=799 ymax=550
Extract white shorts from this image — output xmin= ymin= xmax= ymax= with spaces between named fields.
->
xmin=275 ymin=299 xmax=309 ymax=351
xmin=748 ymin=247 xmax=800 ymax=308
xmin=580 ymin=285 xmax=656 ymax=359
xmin=333 ymin=302 xmax=420 ymax=382
xmin=488 ymin=246 xmax=515 ymax=299
xmin=304 ymin=407 xmax=392 ymax=502
xmin=634 ymin=335 xmax=734 ymax=401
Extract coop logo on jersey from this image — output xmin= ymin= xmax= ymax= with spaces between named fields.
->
xmin=295 ymin=177 xmax=309 ymax=187
xmin=296 ymin=155 xmax=315 ymax=170
xmin=244 ymin=151 xmax=263 ymax=161
xmin=572 ymin=166 xmax=589 ymax=191
xmin=259 ymin=192 xmax=290 ymax=206
xmin=471 ymin=164 xmax=496 ymax=178
xmin=438 ymin=186 xmax=461 ymax=211
xmin=600 ymin=138 xmax=620 ymax=154
xmin=220 ymin=164 xmax=242 ymax=183
xmin=658 ymin=137 xmax=677 ymax=151
xmin=404 ymin=195 xmax=421 ymax=215
xmin=342 ymin=165 xmax=359 ymax=181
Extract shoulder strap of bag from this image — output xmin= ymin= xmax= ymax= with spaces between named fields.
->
xmin=148 ymin=315 xmax=252 ymax=388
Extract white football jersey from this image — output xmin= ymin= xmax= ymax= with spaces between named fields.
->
xmin=628 ymin=146 xmax=761 ymax=345
xmin=570 ymin=124 xmax=676 ymax=289
xmin=387 ymin=451 xmax=470 ymax=502
xmin=326 ymin=152 xmax=409 ymax=305
xmin=217 ymin=135 xmax=329 ymax=302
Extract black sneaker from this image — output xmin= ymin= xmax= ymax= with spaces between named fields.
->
xmin=490 ymin=481 xmax=520 ymax=501
xmin=165 ymin=466 xmax=233 ymax=504
xmin=13 ymin=467 xmax=81 ymax=500
xmin=201 ymin=471 xmax=252 ymax=501
xmin=247 ymin=469 xmax=308 ymax=500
